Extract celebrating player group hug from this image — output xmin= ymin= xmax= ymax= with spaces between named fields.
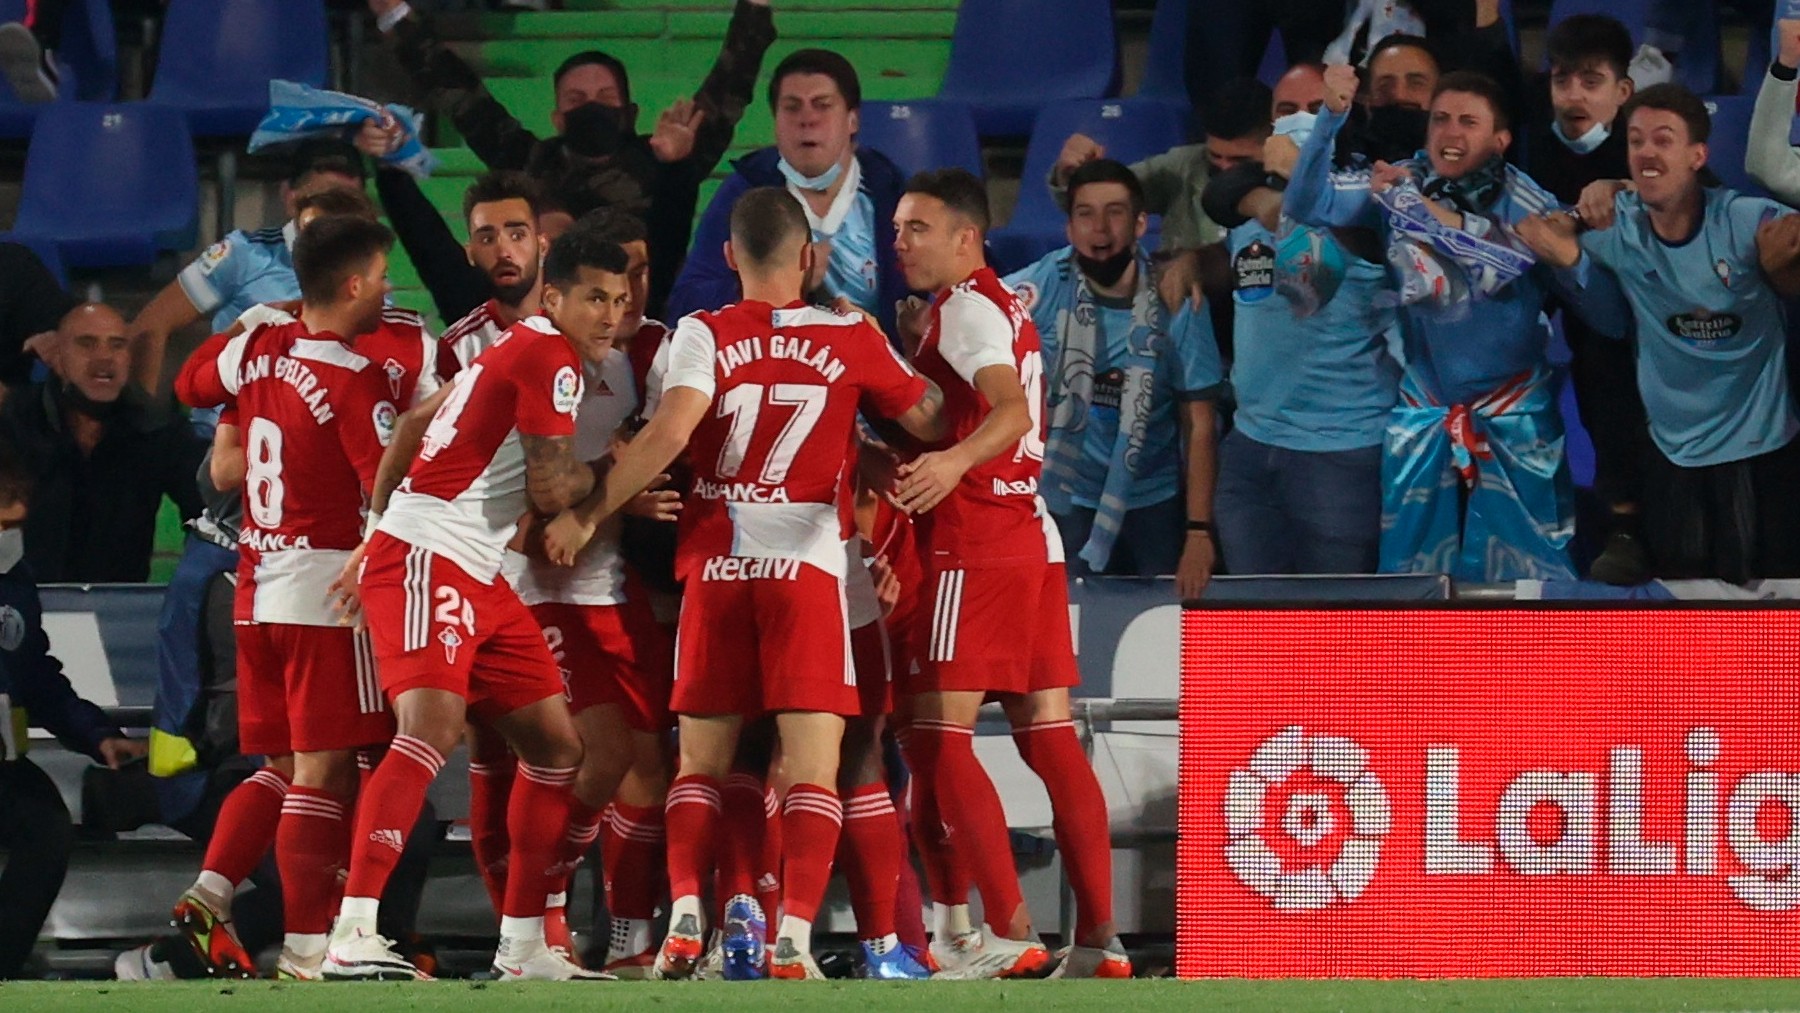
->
xmin=160 ymin=165 xmax=1125 ymax=983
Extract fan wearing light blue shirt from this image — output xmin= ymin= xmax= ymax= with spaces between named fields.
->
xmin=1003 ymin=160 xmax=1224 ymax=599
xmin=125 ymin=141 xmax=366 ymax=391
xmin=1518 ymin=84 xmax=1800 ymax=583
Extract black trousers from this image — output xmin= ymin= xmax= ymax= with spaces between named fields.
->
xmin=1643 ymin=435 xmax=1800 ymax=583
xmin=1563 ymin=314 xmax=1650 ymax=511
xmin=0 ymin=759 xmax=74 ymax=979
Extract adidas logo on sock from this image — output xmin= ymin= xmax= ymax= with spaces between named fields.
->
xmin=369 ymin=829 xmax=406 ymax=853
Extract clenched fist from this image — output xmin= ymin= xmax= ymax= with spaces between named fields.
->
xmin=1323 ymin=63 xmax=1360 ymax=115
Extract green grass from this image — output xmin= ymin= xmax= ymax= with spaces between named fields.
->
xmin=11 ymin=979 xmax=1800 ymax=1012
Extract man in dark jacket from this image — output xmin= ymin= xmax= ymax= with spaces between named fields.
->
xmin=0 ymin=421 xmax=145 ymax=978
xmin=668 ymin=49 xmax=911 ymax=336
xmin=365 ymin=0 xmax=775 ymax=319
xmin=0 ymin=303 xmax=206 ymax=583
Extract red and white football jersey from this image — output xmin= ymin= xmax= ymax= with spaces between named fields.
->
xmin=211 ymin=322 xmax=396 ymax=625
xmin=912 ymin=266 xmax=1052 ymax=566
xmin=357 ymin=306 xmax=441 ymax=407
xmin=660 ymin=300 xmax=927 ymax=581
xmin=503 ymin=346 xmax=639 ymax=606
xmin=379 ymin=315 xmax=582 ymax=582
xmin=437 ymin=298 xmax=506 ymax=381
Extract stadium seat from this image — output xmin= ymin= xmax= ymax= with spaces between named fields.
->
xmin=987 ymin=98 xmax=1191 ymax=272
xmin=936 ymin=0 xmax=1118 ymax=138
xmin=1137 ymin=0 xmax=1188 ymax=104
xmin=9 ymin=103 xmax=200 ymax=269
xmin=1702 ymin=95 xmax=1765 ymax=197
xmin=149 ymin=0 xmax=329 ymax=137
xmin=858 ymin=99 xmax=984 ymax=179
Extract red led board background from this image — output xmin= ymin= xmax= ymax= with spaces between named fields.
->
xmin=1176 ymin=608 xmax=1800 ymax=977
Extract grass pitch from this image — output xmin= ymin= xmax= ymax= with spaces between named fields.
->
xmin=9 ymin=978 xmax=1800 ymax=1012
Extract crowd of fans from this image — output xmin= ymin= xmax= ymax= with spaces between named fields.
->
xmin=0 ymin=0 xmax=1798 ymax=979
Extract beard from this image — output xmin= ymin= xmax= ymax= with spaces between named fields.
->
xmin=492 ymin=265 xmax=540 ymax=307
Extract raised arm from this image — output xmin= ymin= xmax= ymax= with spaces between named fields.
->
xmin=1283 ymin=66 xmax=1383 ymax=229
xmin=1749 ymin=23 xmax=1800 ymax=208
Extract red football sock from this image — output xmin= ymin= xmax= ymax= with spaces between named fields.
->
xmin=716 ymin=772 xmax=765 ymax=905
xmin=343 ymin=735 xmax=443 ymax=901
xmin=894 ymin=827 xmax=928 ymax=952
xmin=906 ymin=720 xmax=1025 ymax=935
xmin=555 ymin=799 xmax=603 ymax=899
xmin=759 ymin=785 xmax=783 ymax=920
xmin=898 ymin=729 xmax=970 ymax=907
xmin=838 ymin=783 xmax=901 ymax=939
xmin=602 ymin=801 xmax=666 ymax=921
xmin=502 ymin=762 xmax=578 ymax=919
xmin=275 ymin=787 xmax=350 ymax=935
xmin=200 ymin=766 xmax=289 ymax=886
xmin=779 ymin=784 xmax=843 ymax=923
xmin=467 ymin=757 xmax=515 ymax=917
xmin=1013 ymin=720 xmax=1113 ymax=941
xmin=664 ymin=775 xmax=723 ymax=903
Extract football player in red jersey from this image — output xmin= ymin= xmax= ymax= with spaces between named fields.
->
xmin=891 ymin=169 xmax=1127 ymax=979
xmin=321 ymin=230 xmax=633 ymax=982
xmin=543 ymin=188 xmax=947 ymax=980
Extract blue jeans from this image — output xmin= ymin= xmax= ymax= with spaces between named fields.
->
xmin=1054 ymin=495 xmax=1186 ymax=577
xmin=1214 ymin=429 xmax=1382 ymax=575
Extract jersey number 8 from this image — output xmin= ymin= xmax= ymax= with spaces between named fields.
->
xmin=246 ymin=417 xmax=286 ymax=527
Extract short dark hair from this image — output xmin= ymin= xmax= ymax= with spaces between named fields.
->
xmin=287 ymin=138 xmax=366 ymax=187
xmin=553 ymin=51 xmax=631 ymax=105
xmin=295 ymin=186 xmax=378 ymax=221
xmin=293 ymin=216 xmax=394 ymax=305
xmin=1433 ymin=70 xmax=1512 ymax=132
xmin=1064 ymin=158 xmax=1145 ymax=217
xmin=904 ymin=167 xmax=990 ymax=233
xmin=1203 ymin=77 xmax=1274 ymax=142
xmin=0 ymin=416 xmax=32 ymax=509
xmin=768 ymin=48 xmax=862 ymax=111
xmin=462 ymin=170 xmax=544 ymax=224
xmin=729 ymin=187 xmax=810 ymax=266
xmin=1623 ymin=82 xmax=1711 ymax=144
xmin=576 ymin=206 xmax=649 ymax=248
xmin=543 ymin=228 xmax=630 ymax=290
xmin=1546 ymin=14 xmax=1634 ymax=82
xmin=1368 ymin=33 xmax=1439 ymax=75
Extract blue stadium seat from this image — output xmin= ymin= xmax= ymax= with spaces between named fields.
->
xmin=1137 ymin=0 xmax=1188 ymax=103
xmin=149 ymin=0 xmax=329 ymax=137
xmin=1702 ymin=94 xmax=1764 ymax=197
xmin=988 ymin=98 xmax=1191 ymax=272
xmin=937 ymin=0 xmax=1118 ymax=138
xmin=10 ymin=103 xmax=200 ymax=269
xmin=858 ymin=100 xmax=984 ymax=180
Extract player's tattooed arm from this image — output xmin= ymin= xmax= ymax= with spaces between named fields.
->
xmin=865 ymin=374 xmax=949 ymax=449
xmin=521 ymin=433 xmax=597 ymax=515
xmin=544 ymin=386 xmax=709 ymax=566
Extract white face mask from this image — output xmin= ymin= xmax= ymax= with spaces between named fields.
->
xmin=0 ymin=529 xmax=21 ymax=575
xmin=1553 ymin=118 xmax=1612 ymax=156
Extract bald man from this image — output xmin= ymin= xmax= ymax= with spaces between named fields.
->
xmin=1272 ymin=63 xmax=1327 ymax=118
xmin=0 ymin=302 xmax=206 ymax=581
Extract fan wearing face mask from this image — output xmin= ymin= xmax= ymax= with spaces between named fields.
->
xmin=1001 ymin=160 xmax=1225 ymax=599
xmin=364 ymin=0 xmax=776 ymax=321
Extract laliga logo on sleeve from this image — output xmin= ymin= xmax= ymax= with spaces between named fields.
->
xmin=1224 ymin=725 xmax=1390 ymax=910
xmin=552 ymin=365 xmax=581 ymax=414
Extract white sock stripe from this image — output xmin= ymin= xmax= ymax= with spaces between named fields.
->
xmin=763 ymin=789 xmax=779 ymax=817
xmin=1018 ymin=719 xmax=1077 ymax=735
xmin=614 ymin=827 xmax=666 ymax=843
xmin=784 ymin=800 xmax=845 ymax=825
xmin=248 ymin=769 xmax=291 ymax=795
xmin=910 ymin=719 xmax=974 ymax=736
xmin=845 ymin=798 xmax=897 ymax=817
xmin=666 ymin=783 xmax=722 ymax=810
xmin=281 ymin=796 xmax=346 ymax=818
xmin=391 ymin=735 xmax=446 ymax=774
xmin=784 ymin=789 xmax=844 ymax=812
xmin=517 ymin=763 xmax=578 ymax=786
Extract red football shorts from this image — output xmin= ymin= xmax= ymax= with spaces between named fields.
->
xmin=360 ymin=532 xmax=566 ymax=724
xmin=265 ymin=622 xmax=391 ymax=752
xmin=904 ymin=561 xmax=1079 ymax=696
xmin=673 ymin=556 xmax=858 ymax=717
xmin=531 ymin=595 xmax=674 ymax=732
xmin=234 ymin=622 xmax=288 ymax=757
xmin=850 ymin=618 xmax=893 ymax=717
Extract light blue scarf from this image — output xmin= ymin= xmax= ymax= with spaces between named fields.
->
xmin=1037 ymin=247 xmax=1162 ymax=571
xmin=250 ymin=80 xmax=435 ymax=178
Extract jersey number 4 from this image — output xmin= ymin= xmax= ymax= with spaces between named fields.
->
xmin=714 ymin=382 xmax=827 ymax=484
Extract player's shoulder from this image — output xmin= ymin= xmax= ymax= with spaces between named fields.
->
xmin=771 ymin=303 xmax=864 ymax=330
xmin=380 ymin=305 xmax=428 ymax=333
xmin=243 ymin=225 xmax=288 ymax=247
xmin=442 ymin=301 xmax=497 ymax=344
xmin=287 ymin=335 xmax=374 ymax=375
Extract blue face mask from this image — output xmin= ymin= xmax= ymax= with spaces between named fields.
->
xmin=778 ymin=156 xmax=844 ymax=193
xmin=1553 ymin=118 xmax=1611 ymax=156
